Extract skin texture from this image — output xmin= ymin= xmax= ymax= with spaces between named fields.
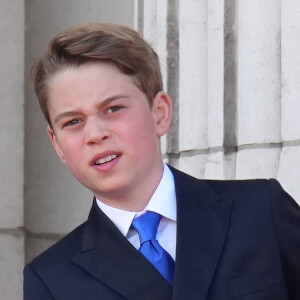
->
xmin=47 ymin=62 xmax=172 ymax=211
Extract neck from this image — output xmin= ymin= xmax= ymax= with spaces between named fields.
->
xmin=96 ymin=163 xmax=164 ymax=212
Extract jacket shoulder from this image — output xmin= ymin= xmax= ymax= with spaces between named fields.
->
xmin=169 ymin=164 xmax=273 ymax=196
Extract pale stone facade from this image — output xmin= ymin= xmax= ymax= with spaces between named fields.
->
xmin=141 ymin=0 xmax=300 ymax=202
xmin=1 ymin=0 xmax=300 ymax=299
xmin=0 ymin=1 xmax=25 ymax=299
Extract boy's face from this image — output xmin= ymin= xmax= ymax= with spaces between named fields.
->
xmin=47 ymin=62 xmax=171 ymax=210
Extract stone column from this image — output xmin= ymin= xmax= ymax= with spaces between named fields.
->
xmin=177 ymin=0 xmax=208 ymax=178
xmin=278 ymin=0 xmax=300 ymax=202
xmin=0 ymin=1 xmax=25 ymax=299
xmin=142 ymin=0 xmax=169 ymax=154
xmin=236 ymin=0 xmax=282 ymax=179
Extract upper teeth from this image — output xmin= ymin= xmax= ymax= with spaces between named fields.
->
xmin=96 ymin=154 xmax=117 ymax=165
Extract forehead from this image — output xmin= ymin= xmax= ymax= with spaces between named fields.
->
xmin=47 ymin=62 xmax=138 ymax=103
xmin=46 ymin=62 xmax=150 ymax=121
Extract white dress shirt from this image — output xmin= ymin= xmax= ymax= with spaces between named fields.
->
xmin=96 ymin=164 xmax=177 ymax=260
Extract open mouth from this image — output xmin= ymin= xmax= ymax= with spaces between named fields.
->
xmin=95 ymin=154 xmax=118 ymax=165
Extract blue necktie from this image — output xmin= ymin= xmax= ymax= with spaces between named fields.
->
xmin=132 ymin=211 xmax=175 ymax=285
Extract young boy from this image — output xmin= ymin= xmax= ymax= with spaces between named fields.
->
xmin=24 ymin=23 xmax=300 ymax=300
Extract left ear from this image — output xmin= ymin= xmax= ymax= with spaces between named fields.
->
xmin=152 ymin=91 xmax=172 ymax=137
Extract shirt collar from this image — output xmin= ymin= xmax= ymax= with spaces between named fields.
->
xmin=96 ymin=164 xmax=177 ymax=237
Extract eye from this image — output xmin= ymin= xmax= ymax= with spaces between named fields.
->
xmin=106 ymin=105 xmax=124 ymax=114
xmin=63 ymin=119 xmax=82 ymax=128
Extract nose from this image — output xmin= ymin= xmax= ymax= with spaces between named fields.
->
xmin=85 ymin=117 xmax=111 ymax=145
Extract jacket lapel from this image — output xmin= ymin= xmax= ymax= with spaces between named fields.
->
xmin=170 ymin=167 xmax=232 ymax=300
xmin=72 ymin=200 xmax=172 ymax=300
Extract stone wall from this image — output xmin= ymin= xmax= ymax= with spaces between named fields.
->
xmin=139 ymin=0 xmax=300 ymax=203
xmin=0 ymin=1 xmax=25 ymax=299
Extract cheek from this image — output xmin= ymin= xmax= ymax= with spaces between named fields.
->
xmin=125 ymin=120 xmax=156 ymax=145
xmin=56 ymin=135 xmax=83 ymax=161
xmin=129 ymin=111 xmax=157 ymax=135
xmin=127 ymin=123 xmax=159 ymax=153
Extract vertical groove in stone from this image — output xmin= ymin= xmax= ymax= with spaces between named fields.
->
xmin=223 ymin=0 xmax=237 ymax=178
xmin=279 ymin=0 xmax=282 ymax=142
xmin=24 ymin=0 xmax=30 ymax=265
xmin=137 ymin=0 xmax=144 ymax=35
xmin=276 ymin=0 xmax=282 ymax=179
xmin=166 ymin=0 xmax=179 ymax=164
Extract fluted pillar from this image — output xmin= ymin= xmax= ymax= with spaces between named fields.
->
xmin=278 ymin=0 xmax=300 ymax=200
xmin=236 ymin=0 xmax=282 ymax=179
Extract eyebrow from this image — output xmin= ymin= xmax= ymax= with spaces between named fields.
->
xmin=96 ymin=94 xmax=130 ymax=110
xmin=54 ymin=111 xmax=81 ymax=125
xmin=53 ymin=94 xmax=130 ymax=125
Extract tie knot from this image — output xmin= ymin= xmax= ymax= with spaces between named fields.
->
xmin=132 ymin=211 xmax=161 ymax=244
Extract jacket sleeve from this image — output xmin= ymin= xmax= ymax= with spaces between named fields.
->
xmin=270 ymin=179 xmax=300 ymax=299
xmin=23 ymin=264 xmax=55 ymax=300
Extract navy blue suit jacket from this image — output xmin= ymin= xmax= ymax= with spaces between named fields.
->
xmin=24 ymin=167 xmax=300 ymax=299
